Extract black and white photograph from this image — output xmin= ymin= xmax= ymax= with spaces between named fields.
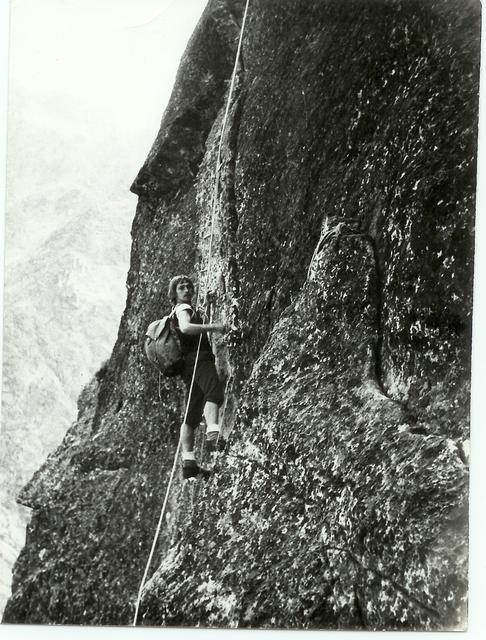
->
xmin=0 ymin=0 xmax=484 ymax=636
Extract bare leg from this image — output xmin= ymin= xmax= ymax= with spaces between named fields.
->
xmin=181 ymin=423 xmax=196 ymax=453
xmin=181 ymin=422 xmax=205 ymax=479
xmin=203 ymin=401 xmax=220 ymax=427
xmin=204 ymin=401 xmax=225 ymax=453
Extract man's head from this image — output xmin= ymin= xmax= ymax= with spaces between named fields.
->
xmin=168 ymin=275 xmax=195 ymax=305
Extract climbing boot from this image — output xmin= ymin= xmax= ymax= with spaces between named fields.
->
xmin=182 ymin=460 xmax=211 ymax=481
xmin=205 ymin=434 xmax=227 ymax=454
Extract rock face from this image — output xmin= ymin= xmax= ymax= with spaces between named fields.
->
xmin=3 ymin=0 xmax=479 ymax=630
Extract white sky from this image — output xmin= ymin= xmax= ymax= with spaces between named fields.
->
xmin=3 ymin=0 xmax=209 ymax=257
xmin=8 ymin=0 xmax=207 ymax=146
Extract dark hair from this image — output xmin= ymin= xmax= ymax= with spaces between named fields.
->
xmin=168 ymin=275 xmax=194 ymax=305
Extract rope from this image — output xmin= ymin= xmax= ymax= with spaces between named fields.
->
xmin=132 ymin=1 xmax=251 ymax=624
xmin=204 ymin=0 xmax=251 ymax=294
xmin=132 ymin=334 xmax=203 ymax=626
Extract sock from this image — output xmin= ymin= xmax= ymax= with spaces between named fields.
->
xmin=206 ymin=424 xmax=220 ymax=441
xmin=182 ymin=451 xmax=196 ymax=463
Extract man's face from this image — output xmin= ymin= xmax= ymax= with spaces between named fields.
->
xmin=176 ymin=280 xmax=194 ymax=304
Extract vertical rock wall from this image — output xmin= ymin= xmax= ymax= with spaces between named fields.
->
xmin=3 ymin=0 xmax=479 ymax=630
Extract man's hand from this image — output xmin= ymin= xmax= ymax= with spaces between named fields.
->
xmin=205 ymin=290 xmax=217 ymax=306
xmin=212 ymin=322 xmax=228 ymax=334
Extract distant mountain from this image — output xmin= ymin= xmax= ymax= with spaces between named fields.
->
xmin=0 ymin=95 xmax=136 ymax=612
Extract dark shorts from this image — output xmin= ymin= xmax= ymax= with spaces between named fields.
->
xmin=182 ymin=354 xmax=224 ymax=428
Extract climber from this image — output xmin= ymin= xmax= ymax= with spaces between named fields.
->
xmin=168 ymin=275 xmax=227 ymax=480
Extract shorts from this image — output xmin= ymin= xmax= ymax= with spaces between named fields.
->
xmin=182 ymin=354 xmax=224 ymax=428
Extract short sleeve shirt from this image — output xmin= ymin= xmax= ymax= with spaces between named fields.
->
xmin=174 ymin=303 xmax=212 ymax=357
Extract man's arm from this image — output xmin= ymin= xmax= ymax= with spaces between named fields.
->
xmin=177 ymin=309 xmax=226 ymax=335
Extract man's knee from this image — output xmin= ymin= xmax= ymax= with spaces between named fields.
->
xmin=206 ymin=385 xmax=224 ymax=407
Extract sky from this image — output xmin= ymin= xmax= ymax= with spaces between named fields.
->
xmin=7 ymin=0 xmax=208 ymax=172
xmin=0 ymin=1 xmax=485 ymax=639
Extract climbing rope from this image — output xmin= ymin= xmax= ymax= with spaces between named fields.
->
xmin=132 ymin=335 xmax=203 ymax=626
xmin=205 ymin=0 xmax=251 ymax=288
xmin=132 ymin=0 xmax=251 ymax=626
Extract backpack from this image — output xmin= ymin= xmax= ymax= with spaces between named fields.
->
xmin=144 ymin=310 xmax=184 ymax=377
